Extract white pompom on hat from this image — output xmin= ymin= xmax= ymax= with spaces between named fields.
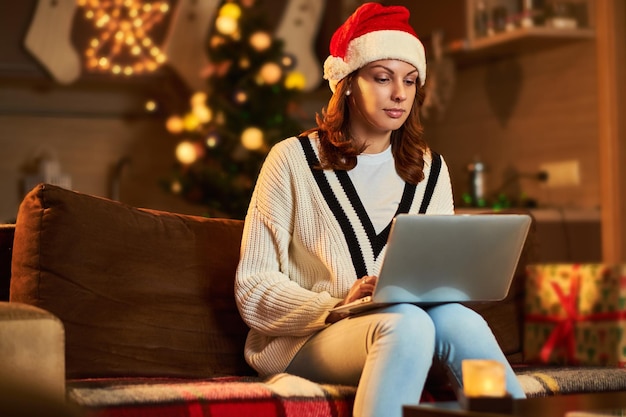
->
xmin=323 ymin=2 xmax=426 ymax=93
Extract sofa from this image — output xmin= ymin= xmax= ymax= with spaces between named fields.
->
xmin=1 ymin=183 xmax=626 ymax=417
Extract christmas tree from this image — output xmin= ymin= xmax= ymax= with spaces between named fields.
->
xmin=163 ymin=0 xmax=305 ymax=219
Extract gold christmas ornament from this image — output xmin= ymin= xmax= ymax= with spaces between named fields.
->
xmin=281 ymin=55 xmax=294 ymax=69
xmin=166 ymin=115 xmax=184 ymax=134
xmin=190 ymin=91 xmax=207 ymax=107
xmin=215 ymin=16 xmax=238 ymax=36
xmin=183 ymin=113 xmax=200 ymax=131
xmin=241 ymin=127 xmax=264 ymax=150
xmin=192 ymin=104 xmax=212 ymax=124
xmin=205 ymin=134 xmax=219 ymax=148
xmin=250 ymin=31 xmax=271 ymax=51
xmin=175 ymin=140 xmax=199 ymax=165
xmin=234 ymin=91 xmax=248 ymax=104
xmin=219 ymin=3 xmax=242 ymax=19
xmin=284 ymin=71 xmax=306 ymax=90
xmin=259 ymin=62 xmax=282 ymax=84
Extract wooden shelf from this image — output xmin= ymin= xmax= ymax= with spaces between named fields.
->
xmin=446 ymin=26 xmax=595 ymax=67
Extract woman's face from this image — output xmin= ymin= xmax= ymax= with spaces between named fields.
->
xmin=348 ymin=59 xmax=418 ymax=139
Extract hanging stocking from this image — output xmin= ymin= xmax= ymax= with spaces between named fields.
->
xmin=275 ymin=0 xmax=326 ymax=92
xmin=24 ymin=0 xmax=81 ymax=84
xmin=163 ymin=0 xmax=220 ymax=91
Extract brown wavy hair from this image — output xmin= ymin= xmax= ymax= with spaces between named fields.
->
xmin=300 ymin=72 xmax=430 ymax=185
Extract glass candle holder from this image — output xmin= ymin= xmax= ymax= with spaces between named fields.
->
xmin=462 ymin=359 xmax=507 ymax=397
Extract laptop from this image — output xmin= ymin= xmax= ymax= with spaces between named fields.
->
xmin=330 ymin=213 xmax=532 ymax=315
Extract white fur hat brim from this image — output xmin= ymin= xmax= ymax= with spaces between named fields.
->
xmin=323 ymin=30 xmax=426 ymax=93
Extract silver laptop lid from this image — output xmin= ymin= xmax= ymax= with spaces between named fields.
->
xmin=372 ymin=213 xmax=531 ymax=305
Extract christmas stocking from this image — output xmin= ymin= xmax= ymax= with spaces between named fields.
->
xmin=275 ymin=0 xmax=326 ymax=92
xmin=163 ymin=0 xmax=220 ymax=91
xmin=24 ymin=0 xmax=81 ymax=84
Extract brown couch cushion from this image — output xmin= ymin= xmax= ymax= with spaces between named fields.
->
xmin=0 ymin=225 xmax=14 ymax=301
xmin=10 ymin=184 xmax=253 ymax=379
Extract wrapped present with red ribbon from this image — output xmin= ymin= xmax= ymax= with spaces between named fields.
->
xmin=524 ymin=263 xmax=626 ymax=367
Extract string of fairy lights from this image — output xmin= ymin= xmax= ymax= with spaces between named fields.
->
xmin=77 ymin=0 xmax=170 ymax=76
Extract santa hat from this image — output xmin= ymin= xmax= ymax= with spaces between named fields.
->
xmin=323 ymin=2 xmax=426 ymax=93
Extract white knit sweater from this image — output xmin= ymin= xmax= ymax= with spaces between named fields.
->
xmin=235 ymin=135 xmax=454 ymax=376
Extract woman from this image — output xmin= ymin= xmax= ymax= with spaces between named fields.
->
xmin=235 ymin=3 xmax=526 ymax=417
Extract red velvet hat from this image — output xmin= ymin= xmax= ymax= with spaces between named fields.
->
xmin=323 ymin=2 xmax=426 ymax=92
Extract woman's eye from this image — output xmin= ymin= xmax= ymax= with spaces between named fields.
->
xmin=404 ymin=79 xmax=416 ymax=86
xmin=375 ymin=77 xmax=390 ymax=83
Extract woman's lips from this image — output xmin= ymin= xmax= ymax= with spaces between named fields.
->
xmin=384 ymin=109 xmax=405 ymax=118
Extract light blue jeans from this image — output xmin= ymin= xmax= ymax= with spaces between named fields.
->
xmin=285 ymin=303 xmax=525 ymax=417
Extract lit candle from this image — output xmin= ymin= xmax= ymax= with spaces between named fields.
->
xmin=462 ymin=359 xmax=507 ymax=397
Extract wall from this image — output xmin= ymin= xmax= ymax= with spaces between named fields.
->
xmin=0 ymin=113 xmax=206 ymax=223
xmin=424 ymin=41 xmax=599 ymax=211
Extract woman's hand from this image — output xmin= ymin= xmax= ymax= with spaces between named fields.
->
xmin=344 ymin=275 xmax=378 ymax=305
xmin=326 ymin=276 xmax=378 ymax=324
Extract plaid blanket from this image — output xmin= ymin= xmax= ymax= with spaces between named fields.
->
xmin=516 ymin=366 xmax=626 ymax=398
xmin=68 ymin=367 xmax=626 ymax=416
xmin=68 ymin=374 xmax=356 ymax=417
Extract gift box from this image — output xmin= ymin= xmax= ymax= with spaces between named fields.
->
xmin=524 ymin=263 xmax=626 ymax=367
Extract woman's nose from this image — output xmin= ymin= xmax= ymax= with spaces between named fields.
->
xmin=392 ymin=83 xmax=407 ymax=102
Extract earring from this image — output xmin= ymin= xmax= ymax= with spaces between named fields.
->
xmin=346 ymin=89 xmax=351 ymax=96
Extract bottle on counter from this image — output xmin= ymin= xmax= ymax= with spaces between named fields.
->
xmin=474 ymin=0 xmax=490 ymax=38
xmin=467 ymin=156 xmax=487 ymax=207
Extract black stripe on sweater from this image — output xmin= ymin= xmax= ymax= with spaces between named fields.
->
xmin=299 ymin=137 xmax=368 ymax=278
xmin=419 ymin=152 xmax=441 ymax=214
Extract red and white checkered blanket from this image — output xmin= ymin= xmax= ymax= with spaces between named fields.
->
xmin=68 ymin=374 xmax=357 ymax=417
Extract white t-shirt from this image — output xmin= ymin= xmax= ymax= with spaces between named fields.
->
xmin=347 ymin=145 xmax=404 ymax=234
